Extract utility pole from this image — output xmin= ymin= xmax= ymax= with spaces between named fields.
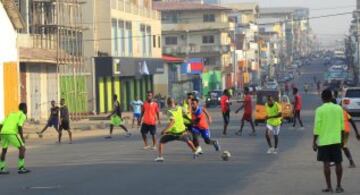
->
xmin=232 ymin=26 xmax=237 ymax=91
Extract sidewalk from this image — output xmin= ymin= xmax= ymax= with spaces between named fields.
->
xmin=23 ymin=111 xmax=166 ymax=139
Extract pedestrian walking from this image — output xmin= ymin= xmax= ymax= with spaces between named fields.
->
xmin=139 ymin=91 xmax=161 ymax=150
xmin=265 ymin=96 xmax=282 ymax=154
xmin=105 ymin=94 xmax=131 ymax=139
xmin=313 ymin=89 xmax=344 ymax=193
xmin=220 ymin=89 xmax=231 ymax=135
xmin=0 ymin=103 xmax=31 ymax=174
xmin=131 ymin=96 xmax=143 ymax=128
xmin=235 ymin=87 xmax=256 ymax=136
xmin=58 ymin=98 xmax=72 ymax=144
xmin=292 ymin=88 xmax=304 ymax=129
xmin=317 ymin=81 xmax=321 ymax=95
xmin=285 ymin=82 xmax=289 ymax=95
xmin=37 ymin=100 xmax=60 ymax=139
xmin=154 ymin=98 xmax=199 ymax=162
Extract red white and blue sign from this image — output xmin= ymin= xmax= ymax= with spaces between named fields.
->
xmin=181 ymin=58 xmax=204 ymax=75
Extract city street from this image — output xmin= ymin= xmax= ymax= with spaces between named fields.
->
xmin=1 ymin=60 xmax=360 ymax=195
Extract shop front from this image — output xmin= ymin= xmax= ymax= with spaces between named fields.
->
xmin=94 ymin=57 xmax=163 ymax=113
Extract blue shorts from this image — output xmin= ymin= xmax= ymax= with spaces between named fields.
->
xmin=191 ymin=127 xmax=211 ymax=140
xmin=134 ymin=113 xmax=141 ymax=119
xmin=47 ymin=117 xmax=59 ymax=129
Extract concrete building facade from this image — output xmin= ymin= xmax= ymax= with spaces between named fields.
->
xmin=83 ymin=0 xmax=164 ymax=112
xmin=0 ymin=0 xmax=25 ymax=120
xmin=153 ymin=2 xmax=234 ymax=94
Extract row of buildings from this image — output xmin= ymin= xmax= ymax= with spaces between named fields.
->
xmin=0 ymin=0 xmax=315 ymax=121
xmin=346 ymin=0 xmax=360 ymax=84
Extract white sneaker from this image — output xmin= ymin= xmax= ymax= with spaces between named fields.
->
xmin=144 ymin=146 xmax=151 ymax=150
xmin=154 ymin=156 xmax=164 ymax=162
xmin=273 ymin=148 xmax=278 ymax=154
xmin=267 ymin=147 xmax=274 ymax=154
xmin=152 ymin=146 xmax=157 ymax=150
xmin=195 ymin=146 xmax=203 ymax=155
xmin=125 ymin=132 xmax=132 ymax=137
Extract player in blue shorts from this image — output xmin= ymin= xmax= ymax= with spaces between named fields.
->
xmin=37 ymin=100 xmax=60 ymax=140
xmin=191 ymin=98 xmax=220 ymax=154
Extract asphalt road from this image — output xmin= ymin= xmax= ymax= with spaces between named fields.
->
xmin=1 ymin=59 xmax=360 ymax=195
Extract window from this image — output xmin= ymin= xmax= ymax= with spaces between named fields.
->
xmin=125 ymin=22 xmax=132 ymax=56
xmin=140 ymin=24 xmax=146 ymax=56
xmin=158 ymin=36 xmax=161 ymax=48
xmin=203 ymin=14 xmax=215 ymax=22
xmin=146 ymin=26 xmax=152 ymax=56
xmin=165 ymin=36 xmax=177 ymax=45
xmin=345 ymin=90 xmax=360 ymax=98
xmin=202 ymin=35 xmax=215 ymax=44
xmin=118 ymin=20 xmax=125 ymax=56
xmin=162 ymin=12 xmax=178 ymax=24
xmin=111 ymin=19 xmax=118 ymax=56
xmin=153 ymin=35 xmax=156 ymax=47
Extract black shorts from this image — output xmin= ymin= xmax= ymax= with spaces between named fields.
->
xmin=159 ymin=132 xmax=191 ymax=144
xmin=47 ymin=118 xmax=59 ymax=129
xmin=222 ymin=111 xmax=230 ymax=124
xmin=60 ymin=120 xmax=70 ymax=130
xmin=141 ymin=124 xmax=156 ymax=135
xmin=317 ymin=144 xmax=342 ymax=163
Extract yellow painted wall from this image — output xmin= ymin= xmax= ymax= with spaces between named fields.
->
xmin=3 ymin=62 xmax=19 ymax=115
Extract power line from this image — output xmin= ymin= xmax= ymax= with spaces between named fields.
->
xmin=82 ymin=11 xmax=353 ymax=42
xmin=310 ymin=5 xmax=355 ymax=11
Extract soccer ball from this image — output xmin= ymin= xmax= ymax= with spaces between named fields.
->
xmin=221 ymin=150 xmax=231 ymax=161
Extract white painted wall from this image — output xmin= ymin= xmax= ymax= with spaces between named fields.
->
xmin=0 ymin=2 xmax=19 ymax=120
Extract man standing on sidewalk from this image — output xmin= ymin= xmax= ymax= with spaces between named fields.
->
xmin=139 ymin=91 xmax=161 ymax=150
xmin=220 ymin=89 xmax=231 ymax=135
xmin=292 ymin=88 xmax=304 ymax=129
xmin=313 ymin=89 xmax=344 ymax=193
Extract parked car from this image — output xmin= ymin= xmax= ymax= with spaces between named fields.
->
xmin=205 ymin=90 xmax=222 ymax=107
xmin=264 ymin=81 xmax=279 ymax=90
xmin=342 ymin=87 xmax=360 ymax=116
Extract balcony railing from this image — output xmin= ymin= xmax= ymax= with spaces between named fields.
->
xmin=112 ymin=0 xmax=160 ymax=20
xmin=163 ymin=45 xmax=231 ymax=54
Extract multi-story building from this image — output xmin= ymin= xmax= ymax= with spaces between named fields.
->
xmin=83 ymin=0 xmax=163 ymax=112
xmin=224 ymin=2 xmax=260 ymax=88
xmin=259 ymin=7 xmax=311 ymax=66
xmin=15 ymin=0 xmax=88 ymax=121
xmin=153 ymin=1 xmax=234 ymax=94
xmin=0 ymin=0 xmax=25 ymax=120
xmin=257 ymin=17 xmax=284 ymax=79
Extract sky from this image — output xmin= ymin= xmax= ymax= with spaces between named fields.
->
xmin=224 ymin=0 xmax=356 ymax=45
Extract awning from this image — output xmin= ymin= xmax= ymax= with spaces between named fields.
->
xmin=162 ymin=55 xmax=183 ymax=63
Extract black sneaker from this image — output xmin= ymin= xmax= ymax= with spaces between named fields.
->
xmin=18 ymin=168 xmax=31 ymax=174
xmin=213 ymin=140 xmax=220 ymax=151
